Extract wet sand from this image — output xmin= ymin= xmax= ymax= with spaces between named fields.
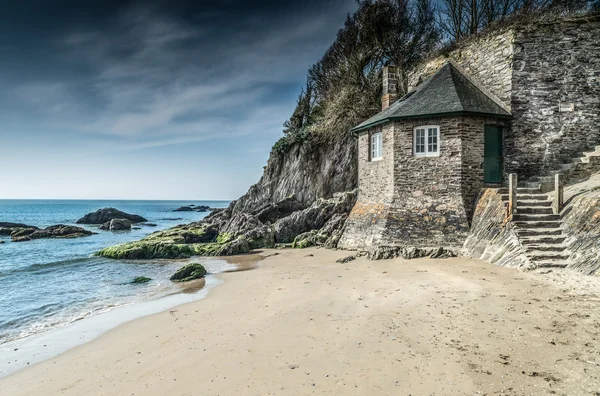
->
xmin=1 ymin=248 xmax=599 ymax=395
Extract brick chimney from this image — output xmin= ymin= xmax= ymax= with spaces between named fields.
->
xmin=381 ymin=65 xmax=399 ymax=111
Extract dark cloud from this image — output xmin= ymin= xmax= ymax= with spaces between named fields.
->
xmin=0 ymin=0 xmax=356 ymax=142
xmin=0 ymin=0 xmax=357 ymax=199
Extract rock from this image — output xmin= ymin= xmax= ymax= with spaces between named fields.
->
xmin=12 ymin=225 xmax=93 ymax=242
xmin=170 ymin=263 xmax=208 ymax=282
xmin=76 ymin=208 xmax=147 ymax=224
xmin=254 ymin=195 xmax=304 ymax=224
xmin=214 ymin=237 xmax=250 ymax=256
xmin=273 ymin=191 xmax=356 ymax=243
xmin=140 ymin=223 xmax=157 ymax=227
xmin=0 ymin=240 xmax=5 ymax=244
xmin=174 ymin=206 xmax=195 ymax=212
xmin=173 ymin=205 xmax=211 ymax=212
xmin=368 ymin=246 xmax=458 ymax=260
xmin=131 ymin=277 xmax=151 ymax=284
xmin=99 ymin=218 xmax=132 ymax=231
xmin=0 ymin=223 xmax=39 ymax=236
xmin=96 ymin=224 xmax=247 ymax=260
xmin=336 ymin=255 xmax=356 ymax=263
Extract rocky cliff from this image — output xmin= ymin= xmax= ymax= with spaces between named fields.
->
xmin=231 ymin=131 xmax=357 ymax=215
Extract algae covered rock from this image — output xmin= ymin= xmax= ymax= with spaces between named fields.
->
xmin=97 ymin=241 xmax=196 ymax=259
xmin=76 ymin=208 xmax=147 ymax=224
xmin=170 ymin=263 xmax=208 ymax=282
xmin=131 ymin=277 xmax=151 ymax=284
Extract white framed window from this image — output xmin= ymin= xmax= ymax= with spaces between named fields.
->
xmin=414 ymin=125 xmax=440 ymax=157
xmin=370 ymin=131 xmax=383 ymax=161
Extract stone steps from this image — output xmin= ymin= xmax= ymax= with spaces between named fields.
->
xmin=513 ymin=220 xmax=561 ymax=228
xmin=517 ymin=200 xmax=552 ymax=207
xmin=533 ymin=261 xmax=569 ymax=269
xmin=517 ymin=206 xmax=554 ymax=215
xmin=516 ymin=227 xmax=563 ymax=236
xmin=526 ymin=251 xmax=570 ymax=261
xmin=520 ymin=235 xmax=567 ymax=245
xmin=513 ymin=214 xmax=561 ymax=221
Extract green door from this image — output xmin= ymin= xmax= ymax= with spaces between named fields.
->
xmin=484 ymin=126 xmax=503 ymax=183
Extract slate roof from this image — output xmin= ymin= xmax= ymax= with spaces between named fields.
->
xmin=351 ymin=62 xmax=511 ymax=133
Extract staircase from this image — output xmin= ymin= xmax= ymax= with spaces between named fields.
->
xmin=523 ymin=145 xmax=600 ymax=192
xmin=512 ymin=186 xmax=570 ymax=268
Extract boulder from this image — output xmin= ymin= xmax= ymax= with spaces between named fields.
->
xmin=214 ymin=237 xmax=250 ymax=256
xmin=12 ymin=225 xmax=93 ymax=242
xmin=99 ymin=218 xmax=132 ymax=231
xmin=140 ymin=223 xmax=158 ymax=227
xmin=76 ymin=208 xmax=147 ymax=224
xmin=170 ymin=263 xmax=208 ymax=282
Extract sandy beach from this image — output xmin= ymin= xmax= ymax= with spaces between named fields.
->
xmin=1 ymin=248 xmax=599 ymax=395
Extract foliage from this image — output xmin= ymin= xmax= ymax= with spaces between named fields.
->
xmin=437 ymin=0 xmax=599 ymax=42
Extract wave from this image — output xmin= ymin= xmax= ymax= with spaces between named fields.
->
xmin=0 ymin=256 xmax=101 ymax=277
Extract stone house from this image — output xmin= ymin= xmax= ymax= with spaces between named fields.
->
xmin=339 ymin=14 xmax=600 ymax=251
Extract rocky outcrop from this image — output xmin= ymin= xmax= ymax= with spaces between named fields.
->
xmin=96 ymin=221 xmax=250 ymax=260
xmin=12 ymin=225 xmax=93 ymax=242
xmin=463 ymin=189 xmax=532 ymax=270
xmin=230 ymin=133 xmax=357 ymax=217
xmin=76 ymin=208 xmax=147 ymax=224
xmin=99 ymin=218 xmax=132 ymax=231
xmin=0 ymin=223 xmax=38 ymax=236
xmin=273 ymin=191 xmax=356 ymax=243
xmin=292 ymin=213 xmax=348 ymax=249
xmin=173 ymin=205 xmax=211 ymax=212
xmin=254 ymin=195 xmax=305 ymax=224
xmin=170 ymin=263 xmax=208 ymax=282
xmin=97 ymin=190 xmax=356 ymax=259
xmin=368 ymin=246 xmax=458 ymax=261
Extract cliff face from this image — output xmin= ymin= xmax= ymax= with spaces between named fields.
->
xmin=231 ymin=133 xmax=357 ymax=215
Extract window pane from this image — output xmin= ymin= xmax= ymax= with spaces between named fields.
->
xmin=428 ymin=128 xmax=438 ymax=153
xmin=371 ymin=132 xmax=382 ymax=159
xmin=415 ymin=129 xmax=425 ymax=153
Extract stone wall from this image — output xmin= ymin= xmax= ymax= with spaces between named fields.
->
xmin=463 ymin=188 xmax=532 ymax=269
xmin=408 ymin=29 xmax=515 ymax=108
xmin=340 ymin=116 xmax=507 ymax=250
xmin=508 ymin=15 xmax=600 ymax=179
xmin=338 ymin=124 xmax=394 ymax=250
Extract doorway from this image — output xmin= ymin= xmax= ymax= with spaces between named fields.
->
xmin=484 ymin=125 xmax=503 ymax=184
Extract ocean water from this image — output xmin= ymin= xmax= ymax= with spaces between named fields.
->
xmin=0 ymin=200 xmax=230 ymax=346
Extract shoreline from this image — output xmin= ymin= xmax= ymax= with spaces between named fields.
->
xmin=1 ymin=248 xmax=599 ymax=394
xmin=0 ymin=254 xmax=262 ymax=379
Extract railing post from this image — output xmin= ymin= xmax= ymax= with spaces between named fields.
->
xmin=508 ymin=173 xmax=518 ymax=216
xmin=553 ymin=174 xmax=564 ymax=215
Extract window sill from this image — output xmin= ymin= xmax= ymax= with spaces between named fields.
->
xmin=414 ymin=153 xmax=440 ymax=158
xmin=371 ymin=157 xmax=383 ymax=162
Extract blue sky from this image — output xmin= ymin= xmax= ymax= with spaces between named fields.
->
xmin=0 ymin=0 xmax=357 ymax=200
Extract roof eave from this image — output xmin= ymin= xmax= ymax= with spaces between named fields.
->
xmin=350 ymin=110 xmax=512 ymax=135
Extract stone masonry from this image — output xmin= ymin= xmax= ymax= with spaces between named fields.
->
xmin=341 ymin=13 xmax=600 ymax=251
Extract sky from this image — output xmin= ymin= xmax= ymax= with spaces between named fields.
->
xmin=0 ymin=0 xmax=358 ymax=200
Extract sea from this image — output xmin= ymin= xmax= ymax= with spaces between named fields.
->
xmin=0 ymin=199 xmax=231 ymax=367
